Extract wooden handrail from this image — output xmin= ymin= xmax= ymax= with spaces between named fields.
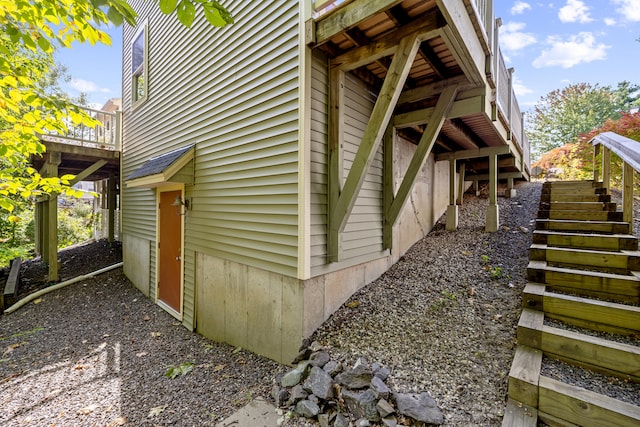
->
xmin=590 ymin=131 xmax=640 ymax=232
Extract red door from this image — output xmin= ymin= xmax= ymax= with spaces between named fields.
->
xmin=158 ymin=190 xmax=182 ymax=312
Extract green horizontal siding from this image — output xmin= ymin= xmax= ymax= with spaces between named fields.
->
xmin=122 ymin=0 xmax=300 ymax=325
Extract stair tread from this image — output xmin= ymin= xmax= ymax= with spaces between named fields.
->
xmin=530 ymin=243 xmax=640 ymax=257
xmin=527 ymin=260 xmax=640 ymax=280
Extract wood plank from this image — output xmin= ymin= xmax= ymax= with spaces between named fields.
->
xmin=532 ymin=230 xmax=638 ymax=252
xmin=327 ymin=67 xmax=345 ymax=262
xmin=508 ymin=345 xmax=543 ymax=407
xmin=529 ymin=244 xmax=640 ymax=271
xmin=538 ymin=376 xmax=640 ymax=426
xmin=435 ymin=145 xmax=510 ymax=161
xmin=522 ymin=283 xmax=545 ymax=311
xmin=541 ymin=201 xmax=616 ymax=212
xmin=535 ymin=219 xmax=630 ymax=235
xmin=540 ymin=211 xmax=623 ymax=222
xmin=332 ymin=33 xmax=420 ymax=239
xmin=623 ymin=161 xmax=633 ymax=231
xmin=539 ymin=194 xmax=611 ymax=203
xmin=541 ymin=325 xmax=640 ymax=381
xmin=314 ymin=0 xmax=404 ymax=46
xmin=543 ymin=291 xmax=640 ymax=332
xmin=501 ymin=398 xmax=538 ymax=427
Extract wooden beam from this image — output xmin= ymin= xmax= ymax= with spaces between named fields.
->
xmin=69 ymin=159 xmax=108 ymax=186
xmin=448 ymin=118 xmax=481 ymax=150
xmin=435 ymin=145 xmax=510 ymax=161
xmin=331 ymin=11 xmax=442 ymax=71
xmin=108 ymin=172 xmax=117 ymax=243
xmin=394 ymin=94 xmax=485 ymax=128
xmin=387 ymin=85 xmax=458 ymax=226
xmin=331 ymin=33 xmax=420 ymax=250
xmin=314 ymin=0 xmax=405 ymax=46
xmin=465 ymin=171 xmax=523 ymax=181
xmin=382 ymin=125 xmax=394 ymax=250
xmin=398 ymin=75 xmax=472 ymax=104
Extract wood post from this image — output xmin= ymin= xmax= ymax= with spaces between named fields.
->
xmin=383 ymin=125 xmax=394 ymax=250
xmin=446 ymin=158 xmax=458 ymax=231
xmin=602 ymin=146 xmax=611 ymax=191
xmin=486 ymin=153 xmax=499 ymax=232
xmin=593 ymin=144 xmax=601 ymax=183
xmin=623 ymin=162 xmax=633 ymax=234
xmin=457 ymin=162 xmax=465 ymax=205
xmin=108 ymin=173 xmax=117 ymax=243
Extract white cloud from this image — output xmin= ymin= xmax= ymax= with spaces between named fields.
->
xmin=533 ymin=32 xmax=609 ymax=68
xmin=604 ymin=17 xmax=617 ymax=25
xmin=512 ymin=76 xmax=534 ymax=96
xmin=558 ymin=0 xmax=593 ymax=23
xmin=511 ymin=1 xmax=532 ymax=14
xmin=612 ymin=0 xmax=640 ymax=21
xmin=500 ymin=22 xmax=537 ymax=52
xmin=69 ymin=78 xmax=110 ymax=93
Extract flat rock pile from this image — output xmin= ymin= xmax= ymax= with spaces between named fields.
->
xmin=273 ymin=342 xmax=443 ymax=426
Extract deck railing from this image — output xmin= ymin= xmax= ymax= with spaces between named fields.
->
xmin=40 ymin=106 xmax=121 ymax=151
xmin=591 ymin=132 xmax=640 ymax=231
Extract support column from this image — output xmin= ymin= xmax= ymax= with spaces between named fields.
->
xmin=602 ymin=146 xmax=611 ymax=191
xmin=34 ymin=200 xmax=43 ymax=255
xmin=486 ymin=154 xmax=499 ymax=232
xmin=623 ymin=161 xmax=633 ymax=234
xmin=507 ymin=177 xmax=516 ymax=198
xmin=456 ymin=162 xmax=466 ymax=206
xmin=446 ymin=159 xmax=458 ymax=231
xmin=108 ymin=173 xmax=117 ymax=243
xmin=46 ymin=192 xmax=58 ymax=282
xmin=474 ymin=180 xmax=480 ymax=196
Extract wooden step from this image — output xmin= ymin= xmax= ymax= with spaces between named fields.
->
xmin=541 ymin=187 xmax=608 ymax=196
xmin=540 ymin=193 xmax=612 ymax=203
xmin=501 ymin=398 xmax=537 ymax=427
xmin=532 ymin=230 xmax=638 ymax=252
xmin=527 ymin=260 xmax=640 ymax=304
xmin=529 ymin=244 xmax=640 ymax=273
xmin=542 ymin=180 xmax=602 ymax=189
xmin=523 ymin=283 xmax=640 ymax=335
xmin=508 ymin=344 xmax=543 ymax=408
xmin=535 ymin=219 xmax=630 ymax=235
xmin=539 ymin=201 xmax=617 ymax=212
xmin=538 ymin=376 xmax=640 ymax=426
xmin=517 ymin=309 xmax=640 ymax=382
xmin=537 ymin=210 xmax=623 ymax=221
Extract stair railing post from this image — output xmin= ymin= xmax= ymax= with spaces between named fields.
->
xmin=593 ymin=144 xmax=600 ymax=183
xmin=623 ymin=161 xmax=633 ymax=234
xmin=602 ymin=146 xmax=611 ymax=191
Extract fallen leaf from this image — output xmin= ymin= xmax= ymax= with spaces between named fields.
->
xmin=143 ymin=315 xmax=150 ymax=321
xmin=33 ymin=298 xmax=43 ymax=304
xmin=346 ymin=300 xmax=360 ymax=308
xmin=4 ymin=343 xmax=21 ymax=355
xmin=78 ymin=404 xmax=99 ymax=415
xmin=213 ymin=364 xmax=225 ymax=372
xmin=107 ymin=416 xmax=127 ymax=426
xmin=150 ymin=332 xmax=161 ymax=338
xmin=467 ymin=287 xmax=476 ymax=296
xmin=74 ymin=365 xmax=86 ymax=370
xmin=461 ymin=250 xmax=472 ymax=256
xmin=519 ymin=226 xmax=529 ymax=233
xmin=507 ymin=282 xmax=515 ymax=288
xmin=148 ymin=405 xmax=167 ymax=418
xmin=232 ymin=346 xmax=242 ymax=354
xmin=136 ymin=351 xmax=148 ymax=358
xmin=502 ymin=226 xmax=510 ymax=231
xmin=493 ymin=314 xmax=503 ymax=321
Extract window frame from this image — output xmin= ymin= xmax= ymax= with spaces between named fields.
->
xmin=131 ymin=20 xmax=149 ymax=109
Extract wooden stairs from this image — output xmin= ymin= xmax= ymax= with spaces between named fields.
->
xmin=503 ymin=180 xmax=640 ymax=426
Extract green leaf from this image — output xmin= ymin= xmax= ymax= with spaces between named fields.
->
xmin=176 ymin=0 xmax=196 ymax=28
xmin=159 ymin=0 xmax=179 ymax=14
xmin=202 ymin=4 xmax=225 ymax=27
xmin=107 ymin=6 xmax=124 ymax=26
xmin=37 ymin=37 xmax=52 ymax=52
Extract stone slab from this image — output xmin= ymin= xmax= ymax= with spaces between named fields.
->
xmin=216 ymin=397 xmax=279 ymax=427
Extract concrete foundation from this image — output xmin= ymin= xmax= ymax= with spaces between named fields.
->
xmin=485 ymin=204 xmax=500 ymax=232
xmin=446 ymin=205 xmax=459 ymax=231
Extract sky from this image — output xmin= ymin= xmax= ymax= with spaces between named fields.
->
xmin=55 ymin=1 xmax=640 ymax=111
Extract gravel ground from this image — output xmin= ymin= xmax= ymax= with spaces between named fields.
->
xmin=0 ymin=180 xmax=582 ymax=427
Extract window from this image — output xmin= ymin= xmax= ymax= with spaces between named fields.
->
xmin=131 ymin=23 xmax=148 ymax=107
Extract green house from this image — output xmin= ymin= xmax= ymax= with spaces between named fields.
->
xmin=121 ymin=0 xmax=530 ymax=363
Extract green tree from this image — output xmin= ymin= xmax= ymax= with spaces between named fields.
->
xmin=527 ymin=81 xmax=640 ymax=159
xmin=1 ymin=0 xmax=232 ymax=215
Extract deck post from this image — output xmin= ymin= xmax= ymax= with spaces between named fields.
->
xmin=602 ymin=146 xmax=611 ymax=191
xmin=108 ymin=172 xmax=117 ymax=243
xmin=456 ymin=161 xmax=466 ymax=206
xmin=623 ymin=161 xmax=633 ymax=234
xmin=446 ymin=158 xmax=458 ymax=231
xmin=593 ymin=144 xmax=601 ymax=183
xmin=474 ymin=179 xmax=480 ymax=196
xmin=382 ymin=124 xmax=394 ymax=250
xmin=507 ymin=176 xmax=516 ymax=198
xmin=43 ymin=151 xmax=61 ymax=282
xmin=486 ymin=153 xmax=499 ymax=232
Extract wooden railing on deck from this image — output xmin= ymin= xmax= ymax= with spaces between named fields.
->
xmin=591 ymin=132 xmax=640 ymax=231
xmin=40 ymin=106 xmax=121 ymax=151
